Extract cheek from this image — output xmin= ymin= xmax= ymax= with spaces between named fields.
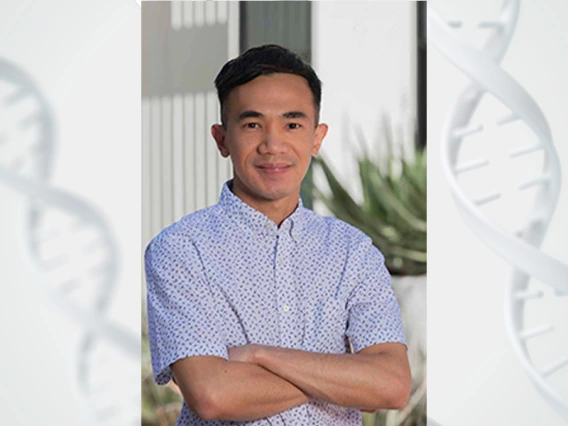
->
xmin=230 ymin=146 xmax=258 ymax=175
xmin=227 ymin=136 xmax=255 ymax=162
xmin=298 ymin=142 xmax=316 ymax=161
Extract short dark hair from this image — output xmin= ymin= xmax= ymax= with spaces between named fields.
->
xmin=214 ymin=44 xmax=322 ymax=127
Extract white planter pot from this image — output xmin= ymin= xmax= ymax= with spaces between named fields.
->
xmin=391 ymin=274 xmax=427 ymax=385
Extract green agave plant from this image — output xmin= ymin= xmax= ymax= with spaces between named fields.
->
xmin=312 ymin=121 xmax=426 ymax=276
xmin=313 ymin=119 xmax=427 ymax=426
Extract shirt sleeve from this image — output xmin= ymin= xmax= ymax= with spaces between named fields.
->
xmin=345 ymin=238 xmax=407 ymax=353
xmin=145 ymin=232 xmax=228 ymax=385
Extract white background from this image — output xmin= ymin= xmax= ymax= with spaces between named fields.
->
xmin=428 ymin=0 xmax=568 ymax=425
xmin=0 ymin=0 xmax=140 ymax=424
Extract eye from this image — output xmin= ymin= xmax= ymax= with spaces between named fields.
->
xmin=287 ymin=123 xmax=302 ymax=130
xmin=243 ymin=122 xmax=259 ymax=129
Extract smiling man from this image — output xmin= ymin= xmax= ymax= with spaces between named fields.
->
xmin=145 ymin=44 xmax=411 ymax=426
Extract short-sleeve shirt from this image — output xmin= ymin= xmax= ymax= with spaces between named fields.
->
xmin=145 ymin=180 xmax=406 ymax=426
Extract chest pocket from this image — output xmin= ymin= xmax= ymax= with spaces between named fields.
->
xmin=302 ymin=297 xmax=348 ymax=353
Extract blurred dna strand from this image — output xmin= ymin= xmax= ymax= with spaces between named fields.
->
xmin=0 ymin=58 xmax=140 ymax=426
xmin=428 ymin=0 xmax=568 ymax=421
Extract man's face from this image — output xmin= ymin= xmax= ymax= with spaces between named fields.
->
xmin=211 ymin=73 xmax=328 ymax=207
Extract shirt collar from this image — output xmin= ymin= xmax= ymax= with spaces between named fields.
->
xmin=218 ymin=180 xmax=304 ymax=242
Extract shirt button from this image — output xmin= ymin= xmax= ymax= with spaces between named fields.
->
xmin=278 ymin=258 xmax=285 ymax=265
xmin=282 ymin=304 xmax=290 ymax=312
xmin=264 ymin=223 xmax=272 ymax=229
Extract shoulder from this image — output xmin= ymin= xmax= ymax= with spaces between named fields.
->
xmin=145 ymin=204 xmax=223 ymax=257
xmin=301 ymin=209 xmax=386 ymax=282
xmin=301 ymin=208 xmax=374 ymax=249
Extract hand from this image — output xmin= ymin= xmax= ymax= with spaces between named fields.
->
xmin=228 ymin=344 xmax=264 ymax=364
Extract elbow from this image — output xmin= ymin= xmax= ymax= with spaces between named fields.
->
xmin=191 ymin=388 xmax=223 ymax=421
xmin=368 ymin=372 xmax=412 ymax=411
xmin=385 ymin=372 xmax=412 ymax=410
xmin=389 ymin=380 xmax=412 ymax=410
xmin=192 ymin=387 xmax=242 ymax=421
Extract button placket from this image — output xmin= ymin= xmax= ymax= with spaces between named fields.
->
xmin=274 ymin=230 xmax=298 ymax=348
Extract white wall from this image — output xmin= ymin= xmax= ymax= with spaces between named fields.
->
xmin=428 ymin=1 xmax=568 ymax=425
xmin=312 ymin=1 xmax=417 ymax=206
xmin=142 ymin=2 xmax=238 ymax=250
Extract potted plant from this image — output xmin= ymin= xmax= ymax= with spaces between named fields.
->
xmin=312 ymin=117 xmax=426 ymax=426
xmin=142 ymin=314 xmax=183 ymax=426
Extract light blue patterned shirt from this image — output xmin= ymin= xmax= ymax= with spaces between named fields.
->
xmin=145 ymin=180 xmax=406 ymax=426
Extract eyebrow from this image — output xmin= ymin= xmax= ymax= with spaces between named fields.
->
xmin=237 ymin=110 xmax=309 ymax=121
xmin=282 ymin=111 xmax=308 ymax=120
xmin=238 ymin=110 xmax=264 ymax=121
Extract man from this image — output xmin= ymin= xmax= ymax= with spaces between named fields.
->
xmin=145 ymin=44 xmax=411 ymax=425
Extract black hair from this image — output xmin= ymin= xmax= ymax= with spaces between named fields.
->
xmin=214 ymin=44 xmax=322 ymax=127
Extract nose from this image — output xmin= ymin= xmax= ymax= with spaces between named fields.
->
xmin=258 ymin=123 xmax=288 ymax=155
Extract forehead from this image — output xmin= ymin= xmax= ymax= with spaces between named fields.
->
xmin=225 ymin=73 xmax=314 ymax=117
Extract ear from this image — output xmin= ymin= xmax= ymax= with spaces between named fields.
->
xmin=311 ymin=123 xmax=328 ymax=157
xmin=211 ymin=124 xmax=230 ymax=157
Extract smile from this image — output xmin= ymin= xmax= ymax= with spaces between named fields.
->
xmin=256 ymin=164 xmax=292 ymax=174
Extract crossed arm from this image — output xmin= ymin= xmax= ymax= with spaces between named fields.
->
xmin=171 ymin=342 xmax=411 ymax=422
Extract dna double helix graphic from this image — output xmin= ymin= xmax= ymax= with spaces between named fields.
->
xmin=0 ymin=58 xmax=140 ymax=425
xmin=429 ymin=0 xmax=568 ymax=422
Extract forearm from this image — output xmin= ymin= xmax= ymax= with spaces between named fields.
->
xmin=254 ymin=346 xmax=409 ymax=411
xmin=214 ymin=360 xmax=310 ymax=420
xmin=174 ymin=357 xmax=310 ymax=421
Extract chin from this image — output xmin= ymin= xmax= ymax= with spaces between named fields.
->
xmin=258 ymin=187 xmax=294 ymax=201
xmin=236 ymin=172 xmax=301 ymax=202
xmin=250 ymin=182 xmax=296 ymax=201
